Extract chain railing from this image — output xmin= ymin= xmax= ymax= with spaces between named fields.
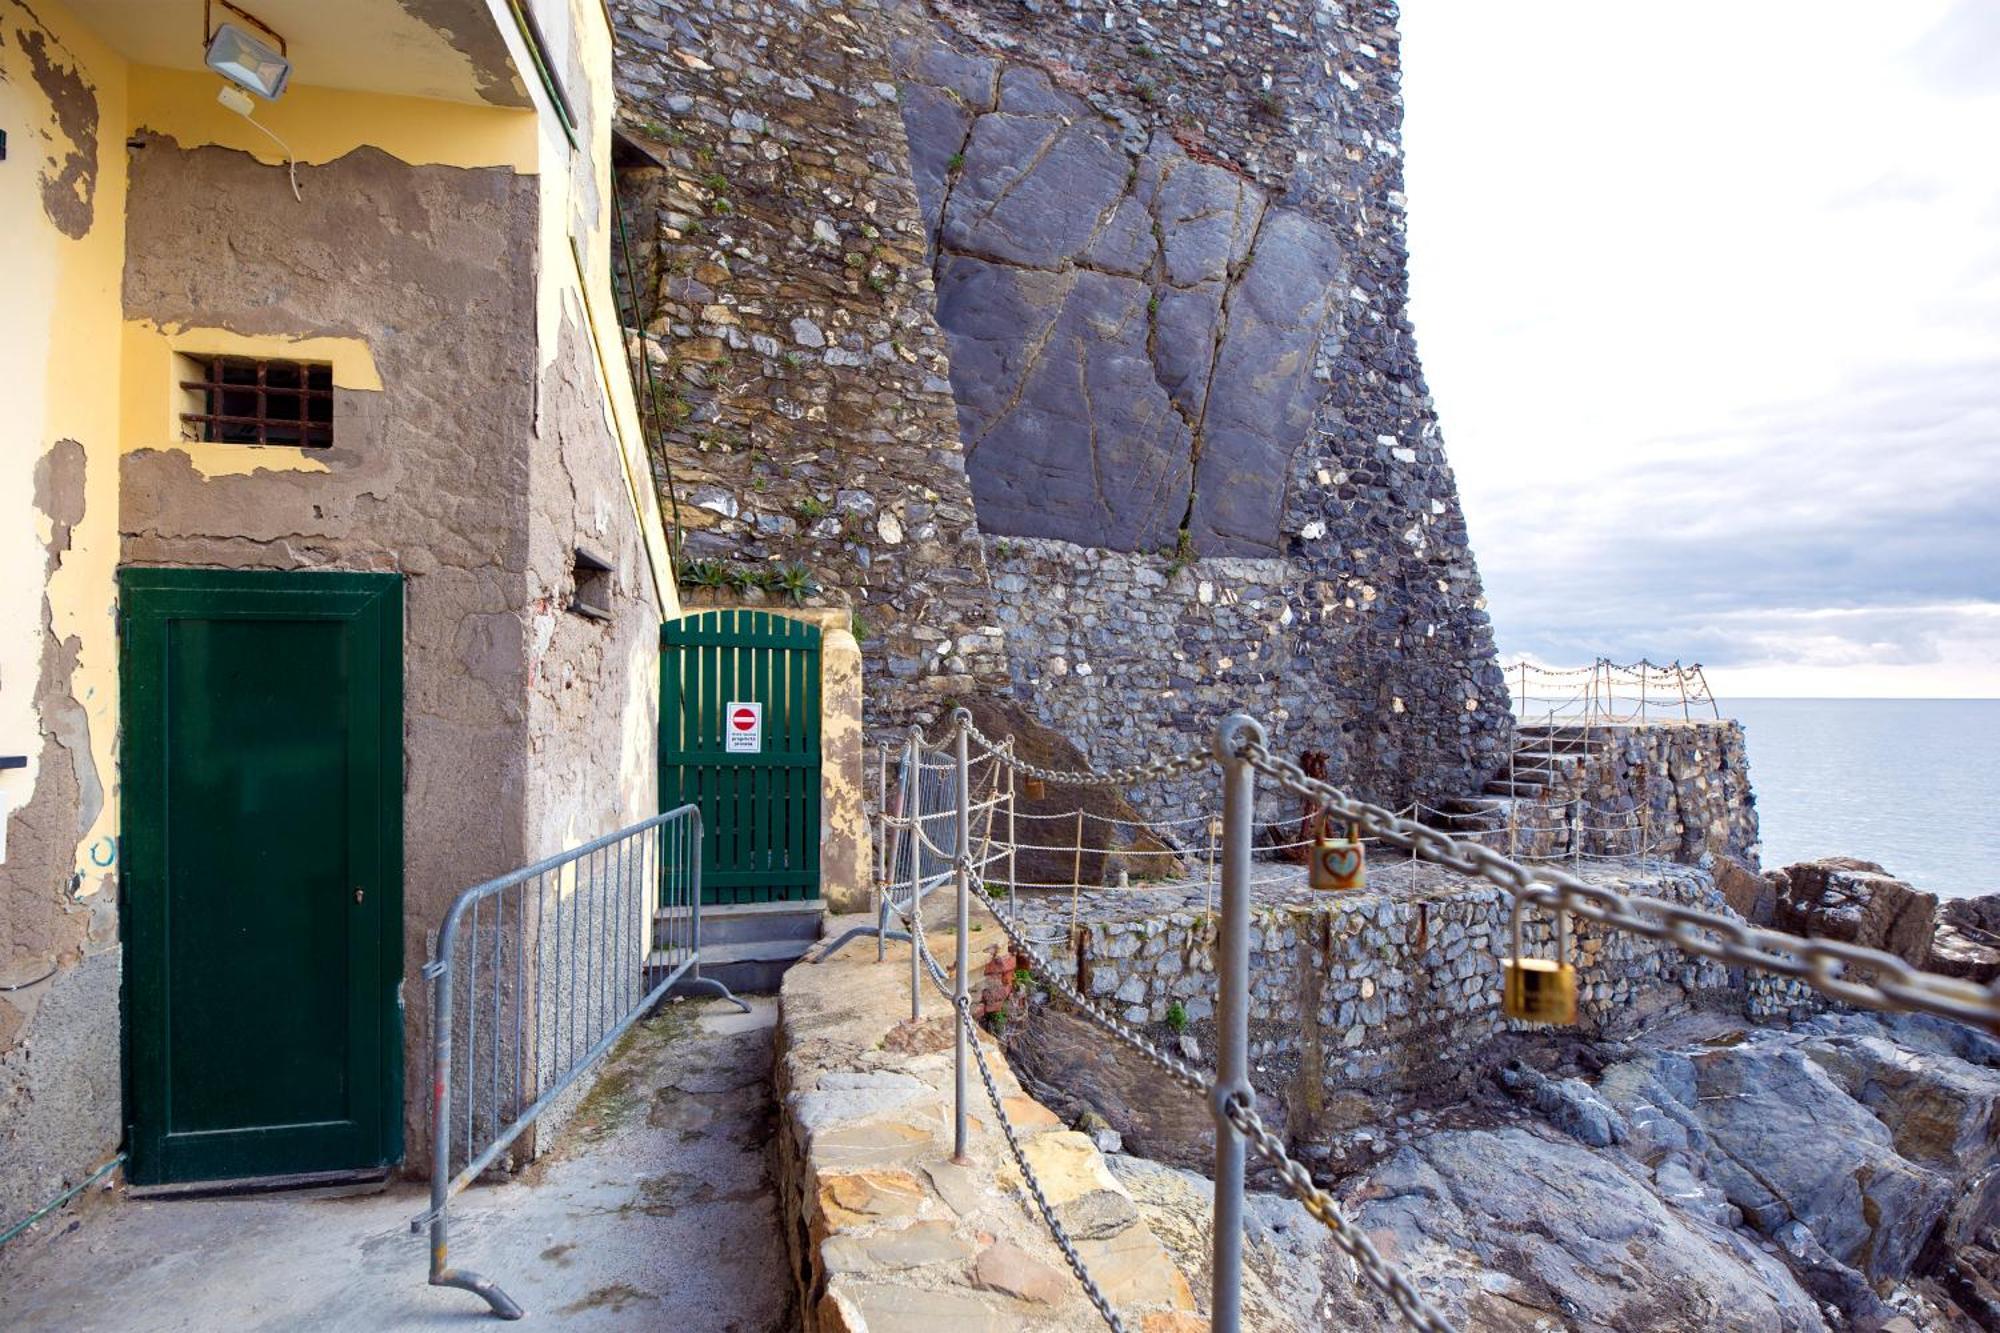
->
xmin=847 ymin=706 xmax=2000 ymax=1333
xmin=412 ymin=805 xmax=747 ymax=1318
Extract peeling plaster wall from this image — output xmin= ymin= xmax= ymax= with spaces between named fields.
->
xmin=0 ymin=0 xmax=129 ymax=1225
xmin=119 ymin=137 xmax=544 ymax=1167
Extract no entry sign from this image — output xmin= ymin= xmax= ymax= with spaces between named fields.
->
xmin=725 ymin=701 xmax=763 ymax=754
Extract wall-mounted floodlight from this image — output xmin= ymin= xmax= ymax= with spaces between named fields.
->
xmin=205 ymin=21 xmax=290 ymax=99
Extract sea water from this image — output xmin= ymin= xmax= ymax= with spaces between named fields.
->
xmin=1722 ymin=699 xmax=2000 ymax=899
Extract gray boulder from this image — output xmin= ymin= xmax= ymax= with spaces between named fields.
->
xmin=1352 ymin=1127 xmax=1828 ymax=1331
xmin=1687 ymin=1041 xmax=1952 ymax=1281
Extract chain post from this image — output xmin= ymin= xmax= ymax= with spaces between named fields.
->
xmin=952 ymin=709 xmax=973 ymax=1163
xmin=1209 ymin=713 xmax=1262 ymax=1333
xmin=905 ymin=730 xmax=922 ymax=1022
xmin=1006 ymin=746 xmax=1018 ymax=918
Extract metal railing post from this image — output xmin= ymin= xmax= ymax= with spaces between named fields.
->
xmin=1006 ymin=747 xmax=1018 ymax=919
xmin=876 ymin=742 xmax=889 ymax=963
xmin=1209 ymin=713 xmax=1261 ymax=1333
xmin=423 ymin=908 xmax=525 ymax=1319
xmin=906 ymin=730 xmax=923 ymax=1023
xmin=952 ymin=709 xmax=973 ymax=1163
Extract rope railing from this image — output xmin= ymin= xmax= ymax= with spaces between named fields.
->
xmin=1506 ymin=657 xmax=1721 ymax=727
xmin=840 ymin=706 xmax=2000 ymax=1333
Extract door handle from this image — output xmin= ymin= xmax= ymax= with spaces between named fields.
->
xmin=354 ymin=886 xmax=365 ymax=904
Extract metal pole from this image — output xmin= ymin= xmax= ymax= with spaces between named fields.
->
xmin=1006 ymin=748 xmax=1018 ymax=918
xmin=906 ymin=731 xmax=922 ymax=1022
xmin=425 ymin=911 xmax=525 ymax=1319
xmin=1209 ymin=713 xmax=1261 ymax=1333
xmin=1069 ymin=809 xmax=1084 ymax=946
xmin=876 ymin=742 xmax=889 ymax=962
xmin=952 ymin=710 xmax=973 ymax=1163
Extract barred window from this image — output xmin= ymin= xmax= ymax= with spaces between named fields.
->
xmin=178 ymin=355 xmax=334 ymax=447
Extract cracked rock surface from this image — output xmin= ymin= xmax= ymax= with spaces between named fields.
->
xmin=902 ymin=50 xmax=1343 ymax=557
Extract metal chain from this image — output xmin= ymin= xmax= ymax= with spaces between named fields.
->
xmin=954 ymin=719 xmax=1214 ymax=789
xmin=908 ymin=903 xmax=1129 ymax=1333
xmin=964 ymin=864 xmax=1456 ymax=1331
xmin=1220 ymin=1093 xmax=1454 ymax=1332
xmin=1236 ymin=740 xmax=2000 ymax=1031
xmin=977 ymin=882 xmax=1211 ymax=1098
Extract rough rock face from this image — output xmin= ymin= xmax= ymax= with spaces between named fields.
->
xmin=894 ymin=2 xmax=1510 ymax=817
xmin=1356 ymin=1126 xmax=1830 ymax=1331
xmin=1773 ymin=858 xmax=1940 ymax=968
xmin=1933 ymin=894 xmax=2000 ymax=983
xmin=1020 ymin=994 xmax=2000 ymax=1328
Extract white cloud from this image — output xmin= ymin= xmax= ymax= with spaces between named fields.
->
xmin=1401 ymin=0 xmax=2000 ymax=696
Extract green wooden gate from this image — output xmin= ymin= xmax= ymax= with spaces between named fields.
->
xmin=660 ymin=609 xmax=822 ymax=905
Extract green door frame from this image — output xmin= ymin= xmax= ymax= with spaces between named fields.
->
xmin=119 ymin=568 xmax=404 ymax=1185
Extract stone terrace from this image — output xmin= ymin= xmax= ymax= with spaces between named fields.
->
xmin=1008 ymin=859 xmax=1749 ymax=1121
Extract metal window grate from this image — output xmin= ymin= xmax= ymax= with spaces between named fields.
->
xmin=179 ymin=356 xmax=334 ymax=447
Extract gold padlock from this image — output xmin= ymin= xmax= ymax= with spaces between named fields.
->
xmin=1502 ymin=894 xmax=1578 ymax=1025
xmin=1309 ymin=815 xmax=1366 ymax=892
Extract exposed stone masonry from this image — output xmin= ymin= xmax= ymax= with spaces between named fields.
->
xmin=610 ymin=0 xmax=1010 ymax=725
xmin=1020 ymin=861 xmax=1739 ymax=1135
xmin=612 ymin=0 xmax=1512 ymax=813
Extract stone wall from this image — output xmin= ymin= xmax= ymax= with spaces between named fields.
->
xmin=1026 ymin=863 xmax=1740 ymax=1136
xmin=899 ymin=2 xmax=1510 ymax=811
xmin=611 ymin=0 xmax=1512 ymax=811
xmin=1501 ymin=721 xmax=1762 ymax=867
xmin=609 ymin=0 xmax=1009 ymax=727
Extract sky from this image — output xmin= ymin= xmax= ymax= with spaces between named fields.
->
xmin=1399 ymin=1 xmax=2000 ymax=698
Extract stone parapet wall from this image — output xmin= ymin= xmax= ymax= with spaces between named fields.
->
xmin=775 ymin=916 xmax=1203 ymax=1329
xmin=1026 ymin=862 xmax=1742 ymax=1132
xmin=1496 ymin=721 xmax=1761 ymax=867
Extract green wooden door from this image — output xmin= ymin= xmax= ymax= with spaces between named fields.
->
xmin=660 ymin=610 xmax=821 ymax=904
xmin=120 ymin=569 xmax=403 ymax=1185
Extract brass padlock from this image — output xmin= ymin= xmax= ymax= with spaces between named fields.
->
xmin=1502 ymin=895 xmax=1578 ymax=1025
xmin=1023 ymin=777 xmax=1046 ymax=801
xmin=1309 ymin=815 xmax=1365 ymax=892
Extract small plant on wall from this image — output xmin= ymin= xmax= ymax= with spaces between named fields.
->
xmin=773 ymin=564 xmax=819 ymax=606
xmin=677 ymin=557 xmax=733 ymax=591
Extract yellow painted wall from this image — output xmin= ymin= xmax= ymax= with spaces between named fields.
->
xmin=126 ymin=65 xmax=537 ymax=171
xmin=1 ymin=0 xmax=128 ymax=923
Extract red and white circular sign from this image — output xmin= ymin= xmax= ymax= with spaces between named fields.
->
xmin=725 ymin=701 xmax=763 ymax=752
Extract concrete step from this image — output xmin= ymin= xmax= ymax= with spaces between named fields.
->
xmin=653 ymin=935 xmax=817 ymax=997
xmin=657 ymin=898 xmax=825 ymax=947
xmin=1483 ymin=779 xmax=1548 ymax=798
xmin=1433 ymin=795 xmax=1505 ymax=815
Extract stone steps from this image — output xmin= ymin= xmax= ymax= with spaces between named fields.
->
xmin=653 ymin=899 xmax=824 ymax=995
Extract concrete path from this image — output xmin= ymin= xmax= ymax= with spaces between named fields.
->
xmin=0 ymin=996 xmax=791 ymax=1332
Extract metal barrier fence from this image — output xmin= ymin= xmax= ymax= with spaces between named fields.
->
xmin=856 ymin=706 xmax=2000 ymax=1333
xmin=412 ymin=804 xmax=746 ymax=1319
